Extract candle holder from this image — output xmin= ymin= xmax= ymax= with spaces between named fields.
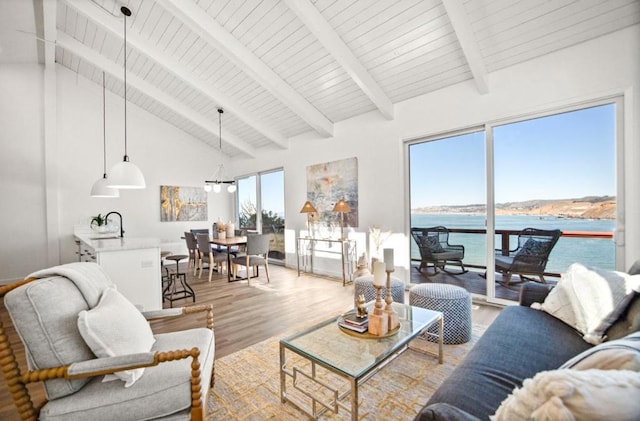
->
xmin=384 ymin=270 xmax=400 ymax=330
xmin=367 ymin=284 xmax=388 ymax=336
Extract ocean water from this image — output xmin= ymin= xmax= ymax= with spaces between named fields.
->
xmin=410 ymin=214 xmax=615 ymax=272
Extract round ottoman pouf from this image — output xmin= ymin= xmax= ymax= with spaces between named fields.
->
xmin=354 ymin=275 xmax=405 ymax=305
xmin=409 ymin=284 xmax=472 ymax=344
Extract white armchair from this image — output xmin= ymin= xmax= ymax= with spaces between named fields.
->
xmin=0 ymin=262 xmax=215 ymax=421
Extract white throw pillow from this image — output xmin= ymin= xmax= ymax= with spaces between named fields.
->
xmin=532 ymin=263 xmax=640 ymax=344
xmin=77 ymin=287 xmax=156 ymax=387
xmin=492 ymin=369 xmax=640 ymax=421
xmin=560 ymin=331 xmax=640 ymax=371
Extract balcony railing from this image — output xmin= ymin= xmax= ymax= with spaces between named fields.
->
xmin=412 ymin=228 xmax=614 ymax=278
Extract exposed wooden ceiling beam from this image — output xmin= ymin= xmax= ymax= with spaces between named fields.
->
xmin=63 ymin=0 xmax=288 ymax=150
xmin=157 ymin=0 xmax=334 ymax=138
xmin=283 ymin=0 xmax=394 ymax=120
xmin=56 ymin=31 xmax=257 ymax=158
xmin=441 ymin=0 xmax=489 ymax=94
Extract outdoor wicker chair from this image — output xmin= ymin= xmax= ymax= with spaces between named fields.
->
xmin=494 ymin=227 xmax=561 ymax=285
xmin=411 ymin=226 xmax=467 ymax=275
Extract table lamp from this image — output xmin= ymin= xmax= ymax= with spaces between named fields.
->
xmin=332 ymin=199 xmax=351 ymax=240
xmin=300 ymin=200 xmax=317 ymax=238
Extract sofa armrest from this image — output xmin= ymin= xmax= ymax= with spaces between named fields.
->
xmin=414 ymin=403 xmax=482 ymax=421
xmin=519 ymin=282 xmax=554 ymax=307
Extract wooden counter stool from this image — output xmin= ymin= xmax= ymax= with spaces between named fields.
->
xmin=163 ymin=254 xmax=195 ymax=307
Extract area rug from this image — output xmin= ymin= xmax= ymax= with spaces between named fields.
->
xmin=207 ymin=324 xmax=486 ymax=420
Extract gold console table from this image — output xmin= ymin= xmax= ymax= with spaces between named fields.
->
xmin=296 ymin=237 xmax=357 ymax=286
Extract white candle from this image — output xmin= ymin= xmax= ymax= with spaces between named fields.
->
xmin=383 ymin=248 xmax=394 ymax=271
xmin=373 ymin=261 xmax=386 ymax=287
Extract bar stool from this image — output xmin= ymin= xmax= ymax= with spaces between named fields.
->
xmin=163 ymin=254 xmax=195 ymax=307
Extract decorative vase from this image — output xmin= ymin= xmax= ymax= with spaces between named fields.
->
xmin=226 ymin=223 xmax=235 ymax=238
xmin=218 ymin=231 xmax=226 ymax=240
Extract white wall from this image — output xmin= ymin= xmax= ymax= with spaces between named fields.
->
xmin=229 ymin=24 xmax=640 ymax=282
xmin=0 ymin=64 xmax=47 ymax=280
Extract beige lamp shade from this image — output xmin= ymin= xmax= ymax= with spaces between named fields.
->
xmin=332 ymin=199 xmax=351 ymax=213
xmin=300 ymin=201 xmax=318 ymax=214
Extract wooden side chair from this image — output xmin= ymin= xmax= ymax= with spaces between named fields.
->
xmin=183 ymin=231 xmax=199 ymax=276
xmin=195 ymin=233 xmax=228 ymax=282
xmin=0 ymin=262 xmax=215 ymax=421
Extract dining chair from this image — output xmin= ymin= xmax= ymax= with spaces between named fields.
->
xmin=231 ymin=234 xmax=270 ymax=286
xmin=196 ymin=234 xmax=227 ymax=282
xmin=183 ymin=231 xmax=199 ymax=276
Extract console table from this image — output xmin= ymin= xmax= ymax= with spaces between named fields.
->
xmin=296 ymin=237 xmax=357 ymax=286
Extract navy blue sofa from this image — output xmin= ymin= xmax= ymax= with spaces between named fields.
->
xmin=415 ymin=277 xmax=640 ymax=421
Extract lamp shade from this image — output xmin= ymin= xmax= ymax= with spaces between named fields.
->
xmin=107 ymin=159 xmax=146 ymax=189
xmin=204 ymin=183 xmax=212 ymax=192
xmin=332 ymin=199 xmax=351 ymax=213
xmin=91 ymin=175 xmax=119 ymax=198
xmin=300 ymin=200 xmax=317 ymax=214
xmin=227 ymin=183 xmax=237 ymax=193
xmin=213 ymin=183 xmax=222 ymax=193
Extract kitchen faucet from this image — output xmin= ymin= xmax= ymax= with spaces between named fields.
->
xmin=105 ymin=211 xmax=124 ymax=238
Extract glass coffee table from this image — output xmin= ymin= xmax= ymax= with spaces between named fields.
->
xmin=279 ymin=302 xmax=443 ymax=420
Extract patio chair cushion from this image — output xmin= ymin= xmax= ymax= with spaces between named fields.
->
xmin=5 ymin=276 xmax=96 ymax=399
xmin=39 ymin=327 xmax=215 ymax=421
xmin=532 ymin=263 xmax=640 ymax=344
xmin=78 ymin=287 xmax=156 ymax=387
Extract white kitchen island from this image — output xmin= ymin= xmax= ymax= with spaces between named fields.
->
xmin=74 ymin=227 xmax=163 ymax=311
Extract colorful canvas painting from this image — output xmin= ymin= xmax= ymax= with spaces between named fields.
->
xmin=160 ymin=185 xmax=208 ymax=222
xmin=306 ymin=157 xmax=358 ymax=229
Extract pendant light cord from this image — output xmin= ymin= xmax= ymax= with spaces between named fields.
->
xmin=123 ymin=9 xmax=128 ymax=159
xmin=102 ymin=71 xmax=107 ymax=177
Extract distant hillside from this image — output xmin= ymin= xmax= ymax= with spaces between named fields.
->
xmin=412 ymin=196 xmax=615 ymax=220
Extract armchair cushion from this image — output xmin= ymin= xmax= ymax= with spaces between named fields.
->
xmin=420 ymin=235 xmax=444 ymax=253
xmin=40 ymin=327 xmax=215 ymax=421
xmin=78 ymin=287 xmax=156 ymax=387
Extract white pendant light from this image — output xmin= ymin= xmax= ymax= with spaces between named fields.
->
xmin=91 ymin=72 xmax=119 ymax=198
xmin=107 ymin=6 xmax=145 ymax=190
xmin=203 ymin=108 xmax=236 ymax=193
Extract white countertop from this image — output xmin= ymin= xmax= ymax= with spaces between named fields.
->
xmin=74 ymin=227 xmax=162 ymax=252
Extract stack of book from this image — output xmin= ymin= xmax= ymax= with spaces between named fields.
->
xmin=338 ymin=312 xmax=369 ymax=333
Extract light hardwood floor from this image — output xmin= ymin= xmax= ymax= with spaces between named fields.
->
xmin=0 ymin=263 xmax=501 ymax=420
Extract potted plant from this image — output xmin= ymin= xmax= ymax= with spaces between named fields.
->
xmin=90 ymin=214 xmax=107 ymax=232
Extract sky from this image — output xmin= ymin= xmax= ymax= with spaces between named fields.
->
xmin=237 ymin=170 xmax=284 ymax=216
xmin=409 ymin=103 xmax=616 ymax=208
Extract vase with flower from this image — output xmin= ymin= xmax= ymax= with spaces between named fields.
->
xmin=369 ymin=226 xmax=391 ymax=271
xmin=216 ymin=221 xmax=227 ymax=240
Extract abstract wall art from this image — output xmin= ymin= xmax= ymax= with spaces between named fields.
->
xmin=160 ymin=185 xmax=208 ymax=222
xmin=306 ymin=157 xmax=358 ymax=230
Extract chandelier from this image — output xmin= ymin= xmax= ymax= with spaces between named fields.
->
xmin=204 ymin=108 xmax=236 ymax=193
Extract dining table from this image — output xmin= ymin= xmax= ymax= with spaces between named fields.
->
xmin=211 ymin=236 xmax=247 ymax=282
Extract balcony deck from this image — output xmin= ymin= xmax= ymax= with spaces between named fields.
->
xmin=408 ymin=265 xmax=559 ymax=301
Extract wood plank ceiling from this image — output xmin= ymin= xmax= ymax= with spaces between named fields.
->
xmin=51 ymin=0 xmax=640 ymax=158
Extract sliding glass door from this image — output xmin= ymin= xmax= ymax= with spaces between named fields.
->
xmin=408 ymin=100 xmax=619 ymax=303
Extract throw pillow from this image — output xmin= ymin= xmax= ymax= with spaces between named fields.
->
xmin=606 ymin=293 xmax=640 ymax=341
xmin=492 ymin=369 xmax=640 ymax=421
xmin=532 ymin=263 xmax=640 ymax=344
xmin=560 ymin=332 xmax=640 ymax=371
xmin=420 ymin=235 xmax=444 ymax=253
xmin=77 ymin=287 xmax=156 ymax=387
xmin=518 ymin=238 xmax=550 ymax=256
